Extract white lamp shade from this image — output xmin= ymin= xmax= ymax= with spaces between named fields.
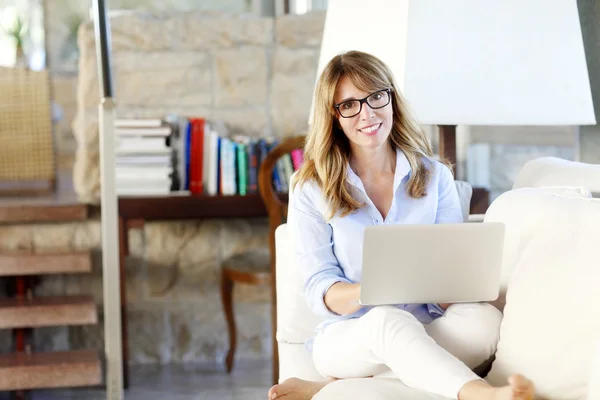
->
xmin=316 ymin=0 xmax=596 ymax=126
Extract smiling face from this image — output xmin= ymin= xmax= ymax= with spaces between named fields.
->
xmin=333 ymin=75 xmax=394 ymax=152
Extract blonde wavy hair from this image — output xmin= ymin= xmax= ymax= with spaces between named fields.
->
xmin=293 ymin=50 xmax=446 ymax=220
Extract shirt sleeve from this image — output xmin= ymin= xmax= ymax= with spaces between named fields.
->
xmin=287 ymin=181 xmax=352 ymax=317
xmin=435 ymin=162 xmax=464 ymax=224
xmin=427 ymin=303 xmax=446 ymax=319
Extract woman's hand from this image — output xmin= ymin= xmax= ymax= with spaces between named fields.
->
xmin=324 ymin=282 xmax=362 ymax=316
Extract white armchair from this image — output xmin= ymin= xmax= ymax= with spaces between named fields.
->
xmin=274 ymin=157 xmax=600 ymax=399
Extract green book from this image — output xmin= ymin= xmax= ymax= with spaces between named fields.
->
xmin=237 ymin=142 xmax=248 ymax=195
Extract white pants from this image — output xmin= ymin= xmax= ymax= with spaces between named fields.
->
xmin=312 ymin=303 xmax=503 ymax=399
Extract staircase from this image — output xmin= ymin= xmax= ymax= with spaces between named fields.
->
xmin=0 ymin=179 xmax=102 ymax=394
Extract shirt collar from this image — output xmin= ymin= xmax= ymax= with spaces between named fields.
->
xmin=347 ymin=147 xmax=412 ymax=193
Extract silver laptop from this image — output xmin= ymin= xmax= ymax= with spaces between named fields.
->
xmin=359 ymin=222 xmax=505 ymax=306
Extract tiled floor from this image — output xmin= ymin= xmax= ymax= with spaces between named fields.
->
xmin=20 ymin=360 xmax=270 ymax=400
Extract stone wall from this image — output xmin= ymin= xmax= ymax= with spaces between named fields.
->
xmin=45 ymin=0 xmax=252 ymax=168
xmin=74 ymin=10 xmax=324 ymax=202
xmin=59 ymin=10 xmax=325 ymax=366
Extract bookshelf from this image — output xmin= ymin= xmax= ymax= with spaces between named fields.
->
xmin=118 ymin=193 xmax=288 ymax=220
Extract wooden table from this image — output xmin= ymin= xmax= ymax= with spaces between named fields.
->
xmin=117 ymin=193 xmax=287 ymax=388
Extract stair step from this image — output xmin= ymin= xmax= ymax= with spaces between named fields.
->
xmin=0 ymin=251 xmax=92 ymax=276
xmin=0 ymin=350 xmax=101 ymax=391
xmin=0 ymin=296 xmax=97 ymax=329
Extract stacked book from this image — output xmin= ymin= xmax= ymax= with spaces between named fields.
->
xmin=114 ymin=118 xmax=174 ymax=196
xmin=172 ymin=117 xmax=304 ymax=196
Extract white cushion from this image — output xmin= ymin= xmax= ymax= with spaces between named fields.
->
xmin=276 ymin=224 xmax=327 ymax=345
xmin=278 ymin=342 xmax=324 ymax=382
xmin=313 ymin=377 xmax=451 ymax=400
xmin=485 ymin=189 xmax=600 ymax=399
xmin=588 ymin=338 xmax=600 ymax=400
xmin=454 ymin=180 xmax=472 ymax=221
xmin=513 ymin=156 xmax=600 ymax=196
xmin=484 ymin=186 xmax=592 ymax=311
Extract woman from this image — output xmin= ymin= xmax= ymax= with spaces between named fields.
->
xmin=268 ymin=51 xmax=535 ymax=400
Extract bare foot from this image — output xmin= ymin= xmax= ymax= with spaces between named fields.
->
xmin=459 ymin=374 xmax=535 ymax=400
xmin=268 ymin=377 xmax=335 ymax=400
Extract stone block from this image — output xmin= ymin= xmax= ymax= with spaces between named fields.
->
xmin=144 ymin=259 xmax=216 ymax=302
xmin=114 ymin=51 xmax=212 ymax=108
xmin=116 ymin=107 xmax=212 ymax=121
xmin=127 ymin=306 xmax=173 ymax=364
xmin=31 ymin=223 xmax=77 ymax=251
xmin=143 ymin=220 xmax=221 ymax=266
xmin=69 ymin=315 xmax=104 ymax=352
xmin=0 ymin=330 xmax=12 ymax=354
xmin=215 ymin=47 xmax=268 ymax=107
xmin=219 ymin=218 xmax=269 ymax=260
xmin=34 ymin=275 xmax=66 ymax=297
xmin=64 ymin=250 xmax=144 ymax=304
xmin=275 ymin=12 xmax=326 ymax=48
xmin=177 ymin=14 xmax=273 ymax=50
xmin=75 ymin=36 xmax=100 ymax=111
xmin=110 ymin=13 xmax=178 ymax=51
xmin=71 ymin=220 xmax=101 ymax=251
xmin=0 ymin=225 xmax=33 ymax=251
xmin=270 ymin=47 xmax=318 ymax=136
xmin=73 ymin=147 xmax=100 ymax=204
xmin=72 ymin=110 xmax=99 ymax=150
xmin=212 ymin=108 xmax=269 ymax=137
xmin=168 ymin=300 xmax=270 ymax=364
xmin=33 ymin=327 xmax=70 ymax=352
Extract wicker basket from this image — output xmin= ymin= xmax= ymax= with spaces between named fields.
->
xmin=0 ymin=67 xmax=55 ymax=185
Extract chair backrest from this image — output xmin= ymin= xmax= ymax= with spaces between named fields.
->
xmin=257 ymin=134 xmax=306 ymax=382
xmin=258 ymin=135 xmax=306 ymax=264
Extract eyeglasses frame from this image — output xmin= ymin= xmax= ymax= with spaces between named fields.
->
xmin=333 ymin=88 xmax=393 ymax=118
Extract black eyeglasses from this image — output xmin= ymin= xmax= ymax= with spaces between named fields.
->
xmin=334 ymin=88 xmax=392 ymax=118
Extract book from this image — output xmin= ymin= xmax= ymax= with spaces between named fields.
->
xmin=189 ymin=118 xmax=205 ymax=194
xmin=291 ymin=149 xmax=304 ymax=170
xmin=246 ymin=140 xmax=259 ymax=194
xmin=115 ymin=126 xmax=172 ymax=137
xmin=116 ymin=155 xmax=172 ymax=166
xmin=237 ymin=141 xmax=248 ymax=196
xmin=206 ymin=131 xmax=220 ymax=196
xmin=115 ymin=118 xmax=163 ymax=128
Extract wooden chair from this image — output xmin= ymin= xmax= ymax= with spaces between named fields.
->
xmin=220 ymin=135 xmax=306 ymax=384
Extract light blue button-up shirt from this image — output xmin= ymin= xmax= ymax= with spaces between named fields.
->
xmin=287 ymin=148 xmax=464 ymax=334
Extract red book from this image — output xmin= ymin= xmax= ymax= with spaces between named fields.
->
xmin=189 ymin=118 xmax=205 ymax=194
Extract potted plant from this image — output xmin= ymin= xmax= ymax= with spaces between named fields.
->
xmin=2 ymin=14 xmax=28 ymax=68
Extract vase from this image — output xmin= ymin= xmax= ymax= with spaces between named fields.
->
xmin=14 ymin=45 xmax=27 ymax=68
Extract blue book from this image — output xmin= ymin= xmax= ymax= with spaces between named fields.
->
xmin=216 ymin=136 xmax=222 ymax=195
xmin=184 ymin=120 xmax=192 ymax=190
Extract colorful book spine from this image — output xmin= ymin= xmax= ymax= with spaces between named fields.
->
xmin=291 ymin=149 xmax=304 ymax=170
xmin=246 ymin=140 xmax=258 ymax=194
xmin=237 ymin=142 xmax=248 ymax=196
xmin=184 ymin=121 xmax=192 ymax=190
xmin=189 ymin=118 xmax=205 ymax=194
xmin=206 ymin=131 xmax=219 ymax=196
